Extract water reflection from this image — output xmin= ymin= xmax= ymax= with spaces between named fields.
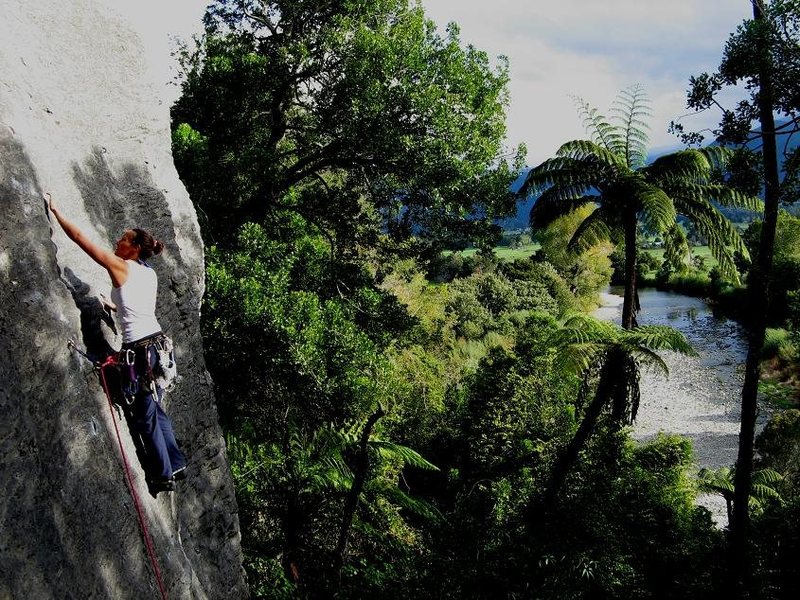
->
xmin=666 ymin=307 xmax=698 ymax=320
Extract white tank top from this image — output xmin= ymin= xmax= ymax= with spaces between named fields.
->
xmin=110 ymin=260 xmax=162 ymax=343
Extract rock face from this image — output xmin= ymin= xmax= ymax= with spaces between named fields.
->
xmin=0 ymin=1 xmax=248 ymax=598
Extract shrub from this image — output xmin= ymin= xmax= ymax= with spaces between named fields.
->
xmin=763 ymin=328 xmax=796 ymax=361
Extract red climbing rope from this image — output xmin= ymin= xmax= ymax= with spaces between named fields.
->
xmin=98 ymin=354 xmax=169 ymax=600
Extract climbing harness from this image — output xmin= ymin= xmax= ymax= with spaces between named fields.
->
xmin=121 ymin=333 xmax=179 ymax=395
xmin=69 ymin=341 xmax=169 ymax=600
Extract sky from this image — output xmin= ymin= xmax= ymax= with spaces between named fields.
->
xmin=421 ymin=0 xmax=751 ymax=164
xmin=120 ymin=0 xmax=753 ymax=165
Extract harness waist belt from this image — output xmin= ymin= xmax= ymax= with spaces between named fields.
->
xmin=122 ymin=331 xmax=164 ymax=350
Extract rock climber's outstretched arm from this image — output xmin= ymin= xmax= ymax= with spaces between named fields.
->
xmin=45 ymin=192 xmax=129 ymax=287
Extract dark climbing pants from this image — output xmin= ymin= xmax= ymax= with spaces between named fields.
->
xmin=124 ymin=339 xmax=186 ymax=481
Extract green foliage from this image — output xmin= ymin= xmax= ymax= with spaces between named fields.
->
xmin=554 ymin=313 xmax=695 ymax=386
xmin=173 ymin=0 xmax=524 ymax=250
xmin=501 ymin=258 xmax=578 ymax=312
xmin=660 ymin=223 xmax=692 ymax=277
xmin=756 ymin=409 xmax=800 ymax=495
xmin=461 ymin=315 xmax=581 ymax=476
xmin=743 ymin=213 xmax=800 ymax=323
xmin=523 ymin=433 xmax=722 ymax=599
xmin=425 ymin=424 xmax=722 ymax=599
xmin=533 ymin=204 xmax=614 ymax=306
xmin=763 ymin=327 xmax=796 ymax=360
xmin=659 ymin=270 xmax=713 ymax=297
xmin=521 ymin=86 xmax=755 ymax=329
xmin=697 ymin=466 xmax=784 ymax=522
xmin=169 ymin=5 xmax=799 ymax=596
xmin=446 ymin=270 xmax=559 ymax=340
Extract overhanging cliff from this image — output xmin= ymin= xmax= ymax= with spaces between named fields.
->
xmin=0 ymin=0 xmax=247 ymax=597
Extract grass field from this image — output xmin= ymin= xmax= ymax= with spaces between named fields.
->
xmin=642 ymin=245 xmax=718 ymax=268
xmin=448 ymin=243 xmax=718 ymax=267
xmin=451 ymin=242 xmax=540 ymax=261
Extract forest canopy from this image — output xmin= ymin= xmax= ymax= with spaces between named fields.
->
xmin=169 ymin=1 xmax=800 ymax=598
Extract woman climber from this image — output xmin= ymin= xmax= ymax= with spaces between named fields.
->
xmin=46 ymin=192 xmax=187 ymax=495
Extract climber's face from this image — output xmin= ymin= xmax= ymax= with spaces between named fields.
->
xmin=114 ymin=230 xmax=140 ymax=260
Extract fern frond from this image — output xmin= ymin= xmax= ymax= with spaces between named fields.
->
xmin=370 ymin=440 xmax=440 ymax=471
xmin=628 ymin=178 xmax=676 ymax=233
xmin=369 ymin=479 xmax=445 ymax=522
xmin=610 ymin=85 xmax=652 ymax=167
xmin=520 ymin=157 xmax=583 ymax=197
xmin=623 ymin=345 xmax=670 ymax=376
xmin=574 ymin=98 xmax=624 ymax=153
xmin=624 ymin=325 xmax=696 ymax=356
xmin=753 ymin=467 xmax=784 ymax=487
xmin=697 ymin=467 xmax=735 ymax=495
xmin=699 ymin=145 xmax=734 ymax=171
xmin=529 ymin=189 xmax=596 ymax=231
xmin=556 ymin=140 xmax=627 ymax=170
xmin=647 ymin=150 xmax=713 ymax=181
xmin=568 ymin=207 xmax=615 ymax=252
xmin=556 ymin=342 xmax=607 ymax=376
xmin=321 ymin=456 xmax=354 ymax=484
xmin=559 ymin=313 xmax=620 ymax=340
xmin=670 ymin=182 xmax=763 ymax=212
xmin=675 ymin=197 xmax=748 ymax=283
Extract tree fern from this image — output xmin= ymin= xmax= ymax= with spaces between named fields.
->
xmin=698 ymin=466 xmax=784 ymax=525
xmin=521 ymin=86 xmax=760 ymax=328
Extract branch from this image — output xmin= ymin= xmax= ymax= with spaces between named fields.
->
xmin=243 ymin=7 xmax=279 ymax=37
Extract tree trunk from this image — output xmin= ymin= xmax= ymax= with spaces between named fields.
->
xmin=282 ymin=487 xmax=303 ymax=585
xmin=621 ymin=211 xmax=639 ymax=329
xmin=539 ymin=352 xmax=622 ymax=512
xmin=541 ymin=385 xmax=607 ymax=512
xmin=730 ymin=1 xmax=781 ymax=592
xmin=332 ymin=407 xmax=385 ymax=588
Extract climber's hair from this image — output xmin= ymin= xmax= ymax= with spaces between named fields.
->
xmin=131 ymin=228 xmax=164 ymax=259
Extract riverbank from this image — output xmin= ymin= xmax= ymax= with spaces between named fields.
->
xmin=596 ymin=288 xmax=772 ymax=525
xmin=638 ymin=274 xmax=800 ymax=407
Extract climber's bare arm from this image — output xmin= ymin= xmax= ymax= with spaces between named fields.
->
xmin=45 ymin=193 xmax=129 ymax=287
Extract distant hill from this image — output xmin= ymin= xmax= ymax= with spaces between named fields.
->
xmin=498 ymin=169 xmax=532 ymax=231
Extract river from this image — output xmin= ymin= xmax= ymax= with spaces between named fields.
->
xmin=595 ymin=287 xmax=771 ymax=525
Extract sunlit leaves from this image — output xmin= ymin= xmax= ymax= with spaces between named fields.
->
xmin=174 ymin=0 xmax=523 ymax=250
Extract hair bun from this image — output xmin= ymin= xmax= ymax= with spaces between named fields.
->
xmin=153 ymin=240 xmax=164 ymax=256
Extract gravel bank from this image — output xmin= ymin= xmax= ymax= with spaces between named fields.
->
xmin=595 ymin=289 xmax=771 ymax=526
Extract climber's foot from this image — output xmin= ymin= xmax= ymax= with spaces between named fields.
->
xmin=147 ymin=477 xmax=175 ymax=497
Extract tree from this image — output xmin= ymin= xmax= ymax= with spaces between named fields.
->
xmin=172 ymin=0 xmax=523 ymax=251
xmin=520 ymin=86 xmax=757 ymax=329
xmin=532 ymin=204 xmax=614 ymax=307
xmin=680 ymin=3 xmax=790 ymax=584
xmin=539 ymin=313 xmax=696 ymax=509
xmin=697 ymin=466 xmax=783 ymax=527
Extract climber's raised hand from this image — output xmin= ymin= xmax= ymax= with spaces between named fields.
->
xmin=44 ymin=192 xmax=57 ymax=215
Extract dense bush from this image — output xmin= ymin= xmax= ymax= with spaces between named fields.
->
xmin=446 ymin=271 xmax=559 ymax=339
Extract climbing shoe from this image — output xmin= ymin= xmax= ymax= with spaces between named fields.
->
xmin=147 ymin=477 xmax=176 ymax=497
xmin=172 ymin=466 xmax=187 ymax=482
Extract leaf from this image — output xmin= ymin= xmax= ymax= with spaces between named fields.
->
xmin=370 ymin=440 xmax=440 ymax=471
xmin=368 ymin=479 xmax=445 ymax=522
